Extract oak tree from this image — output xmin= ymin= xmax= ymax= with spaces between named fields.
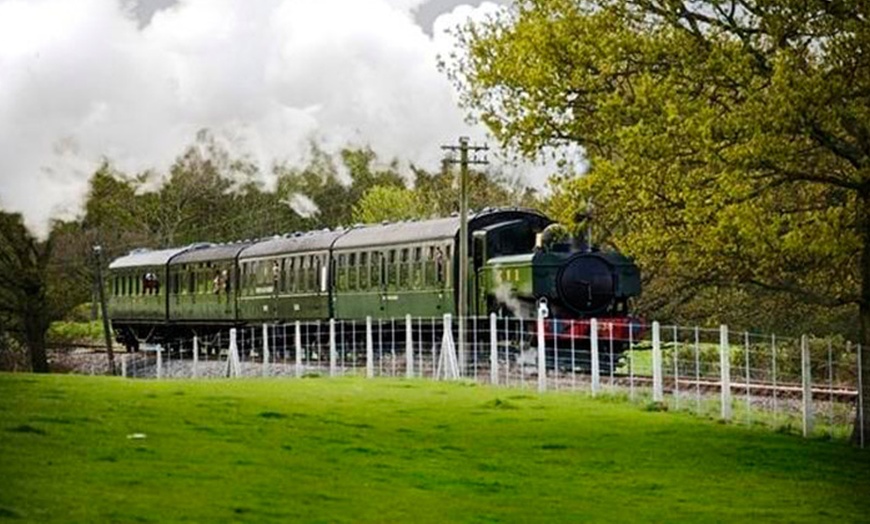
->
xmin=448 ymin=0 xmax=870 ymax=443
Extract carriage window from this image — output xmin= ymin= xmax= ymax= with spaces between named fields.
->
xmin=349 ymin=253 xmax=356 ymax=266
xmin=314 ymin=256 xmax=322 ymax=291
xmin=188 ymin=269 xmax=195 ymax=294
xmin=414 ymin=247 xmax=422 ymax=262
xmin=401 ymin=248 xmax=409 ymax=263
xmin=371 ymin=252 xmax=380 ymax=287
xmin=388 ymin=250 xmax=396 ymax=264
xmin=299 ymin=257 xmax=307 ymax=293
xmin=338 ymin=254 xmax=346 ymax=267
xmin=357 ymin=253 xmax=368 ymax=290
xmin=113 ymin=277 xmax=118 ymax=296
xmin=435 ymin=247 xmax=446 ymax=284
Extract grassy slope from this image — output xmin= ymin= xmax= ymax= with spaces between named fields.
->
xmin=0 ymin=374 xmax=868 ymax=523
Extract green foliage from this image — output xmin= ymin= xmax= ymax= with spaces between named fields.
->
xmin=627 ymin=335 xmax=857 ymax=385
xmin=447 ymin=0 xmax=870 ymax=342
xmin=0 ymin=212 xmax=55 ymax=372
xmin=1 ymin=375 xmax=869 ymax=522
xmin=46 ymin=321 xmax=104 ymax=346
xmin=353 ymin=185 xmax=424 ymax=224
xmin=72 ymin=134 xmax=540 ymax=260
xmin=449 ymin=0 xmax=870 ymax=440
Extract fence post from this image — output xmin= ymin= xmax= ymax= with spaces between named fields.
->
xmin=262 ymin=324 xmax=270 ymax=378
xmin=720 ymin=325 xmax=732 ymax=421
xmin=673 ymin=326 xmax=680 ymax=410
xmin=537 ymin=308 xmax=546 ymax=393
xmin=156 ymin=344 xmax=163 ymax=379
xmin=801 ymin=335 xmax=814 ymax=437
xmin=744 ymin=331 xmax=750 ymax=425
xmin=366 ymin=316 xmax=374 ymax=378
xmin=227 ymin=328 xmax=240 ymax=378
xmin=436 ymin=314 xmax=459 ymax=380
xmin=489 ymin=313 xmax=498 ymax=386
xmin=652 ymin=321 xmax=663 ymax=403
xmin=858 ymin=343 xmax=865 ymax=449
xmin=590 ymin=318 xmax=600 ymax=397
xmin=329 ymin=319 xmax=337 ymax=377
xmin=405 ymin=314 xmax=414 ymax=378
xmin=294 ymin=321 xmax=302 ymax=378
xmin=192 ymin=335 xmax=198 ymax=379
xmin=628 ymin=321 xmax=635 ymax=401
xmin=771 ymin=334 xmax=778 ymax=423
xmin=121 ymin=355 xmax=127 ymax=378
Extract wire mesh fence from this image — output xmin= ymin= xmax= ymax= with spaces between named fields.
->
xmin=112 ymin=313 xmax=864 ymax=446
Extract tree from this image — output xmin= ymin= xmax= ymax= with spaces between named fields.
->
xmin=448 ymin=0 xmax=870 ymax=443
xmin=413 ymin=164 xmax=539 ymax=217
xmin=0 ymin=212 xmax=54 ymax=372
xmin=353 ymin=185 xmax=425 ymax=224
xmin=139 ymin=131 xmax=248 ymax=246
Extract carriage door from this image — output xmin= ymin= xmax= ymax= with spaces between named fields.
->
xmin=472 ymin=231 xmax=488 ymax=316
xmin=379 ymin=253 xmax=388 ymax=313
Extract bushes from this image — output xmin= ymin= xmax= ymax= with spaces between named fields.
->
xmin=628 ymin=335 xmax=857 ymax=385
xmin=47 ymin=321 xmax=104 ymax=347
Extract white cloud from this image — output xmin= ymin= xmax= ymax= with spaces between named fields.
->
xmin=0 ymin=0 xmax=560 ymax=236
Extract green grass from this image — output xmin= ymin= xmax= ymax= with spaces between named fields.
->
xmin=1 ymin=374 xmax=868 ymax=523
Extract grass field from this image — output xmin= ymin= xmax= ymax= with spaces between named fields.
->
xmin=1 ymin=374 xmax=869 ymax=523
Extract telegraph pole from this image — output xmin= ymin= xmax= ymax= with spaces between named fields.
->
xmin=441 ymin=136 xmax=488 ymax=375
xmin=92 ymin=245 xmax=116 ymax=374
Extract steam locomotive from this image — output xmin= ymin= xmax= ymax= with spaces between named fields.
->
xmin=108 ymin=208 xmax=641 ymax=365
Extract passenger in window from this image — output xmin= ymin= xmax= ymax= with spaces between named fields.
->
xmin=436 ymin=247 xmax=444 ymax=283
xmin=213 ymin=270 xmax=222 ymax=294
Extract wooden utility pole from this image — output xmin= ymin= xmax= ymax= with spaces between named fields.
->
xmin=92 ymin=245 xmax=115 ymax=374
xmin=441 ymin=136 xmax=488 ymax=375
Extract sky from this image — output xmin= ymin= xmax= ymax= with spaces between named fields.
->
xmin=0 ymin=0 xmax=559 ymax=235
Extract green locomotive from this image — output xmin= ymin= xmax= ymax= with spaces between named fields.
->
xmin=108 ymin=208 xmax=641 ymax=353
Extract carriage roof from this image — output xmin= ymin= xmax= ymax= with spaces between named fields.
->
xmin=108 ymin=245 xmax=204 ymax=270
xmin=332 ymin=216 xmax=458 ymax=250
xmin=238 ymin=230 xmax=345 ymax=260
xmin=332 ymin=208 xmax=551 ymax=250
xmin=170 ymin=242 xmax=251 ymax=265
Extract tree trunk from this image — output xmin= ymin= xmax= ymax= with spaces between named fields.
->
xmin=25 ymin=316 xmax=49 ymax=374
xmin=852 ymin=189 xmax=870 ymax=447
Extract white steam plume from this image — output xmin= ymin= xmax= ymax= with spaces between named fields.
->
xmin=0 ymin=0 xmax=520 ymax=236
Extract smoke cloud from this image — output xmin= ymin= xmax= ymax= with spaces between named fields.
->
xmin=0 ymin=0 xmax=515 ymax=235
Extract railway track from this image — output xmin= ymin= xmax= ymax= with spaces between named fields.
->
xmin=589 ymin=374 xmax=858 ymax=402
